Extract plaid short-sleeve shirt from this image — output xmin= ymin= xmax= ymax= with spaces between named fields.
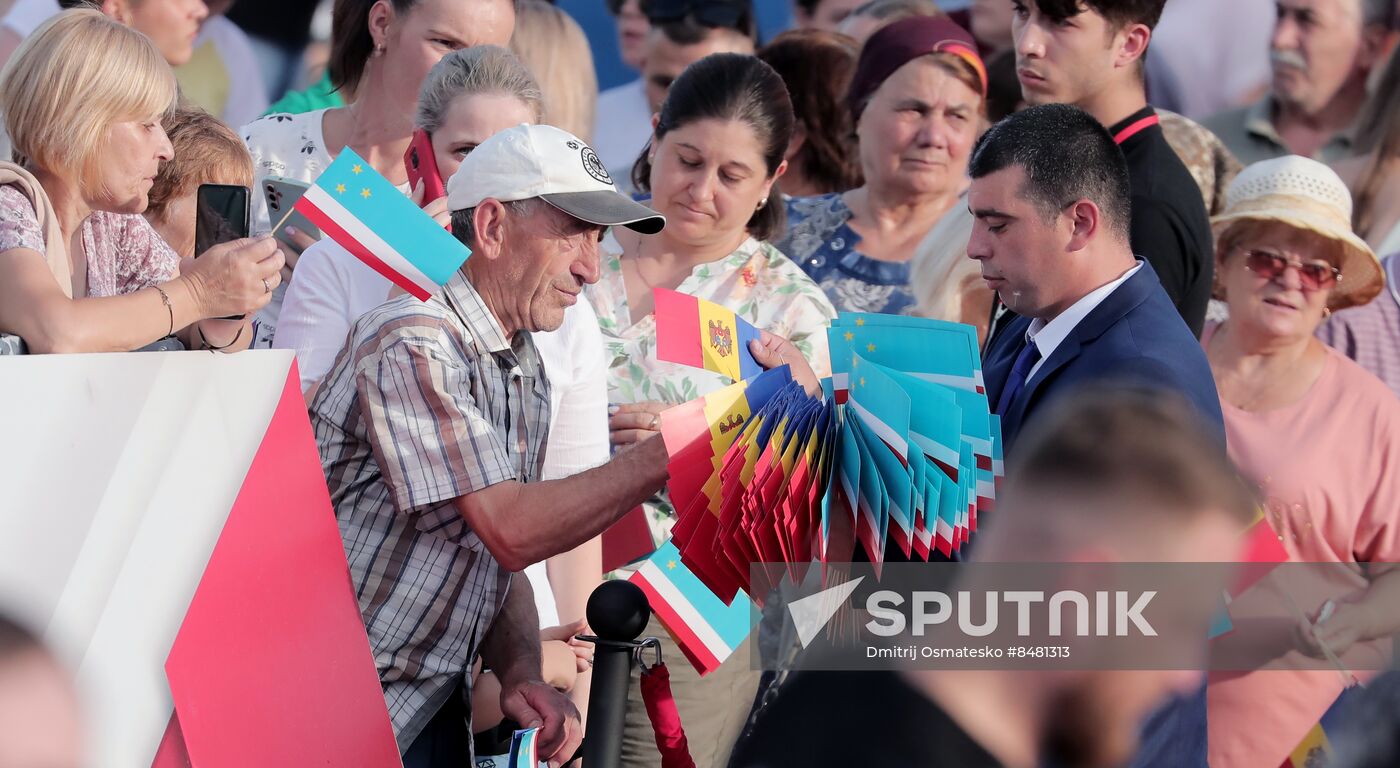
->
xmin=311 ymin=272 xmax=551 ymax=751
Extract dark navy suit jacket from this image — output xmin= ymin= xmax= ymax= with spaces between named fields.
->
xmin=984 ymin=259 xmax=1224 ymax=456
xmin=983 ymin=261 xmax=1222 ymax=768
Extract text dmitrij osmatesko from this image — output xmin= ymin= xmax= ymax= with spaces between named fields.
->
xmin=866 ymin=645 xmax=1073 ymax=659
xmin=865 ymin=590 xmax=1158 ymax=637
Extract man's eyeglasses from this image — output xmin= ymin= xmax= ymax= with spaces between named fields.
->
xmin=1241 ymin=248 xmax=1341 ymax=292
xmin=645 ymin=0 xmax=750 ymax=29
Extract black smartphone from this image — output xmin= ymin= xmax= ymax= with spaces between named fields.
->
xmin=195 ymin=184 xmax=251 ymax=320
xmin=195 ymin=183 xmax=250 ymax=255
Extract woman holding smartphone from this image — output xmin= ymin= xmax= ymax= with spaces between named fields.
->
xmin=239 ymin=0 xmax=516 ymax=347
xmin=275 ymin=46 xmax=544 ymax=392
xmin=0 ymin=10 xmax=279 ymax=354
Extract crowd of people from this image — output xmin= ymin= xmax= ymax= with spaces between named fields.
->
xmin=1 ymin=0 xmax=1399 ymax=766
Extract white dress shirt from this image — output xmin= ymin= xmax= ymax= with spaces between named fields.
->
xmin=1025 ymin=261 xmax=1143 ymax=378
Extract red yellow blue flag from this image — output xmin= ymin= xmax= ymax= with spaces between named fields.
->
xmin=654 ymin=288 xmax=763 ymax=381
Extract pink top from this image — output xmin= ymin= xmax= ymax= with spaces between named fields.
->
xmin=0 ymin=184 xmax=178 ymax=297
xmin=1204 ymin=327 xmax=1400 ymax=768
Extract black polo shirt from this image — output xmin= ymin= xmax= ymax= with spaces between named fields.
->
xmin=729 ymin=670 xmax=1004 ymax=768
xmin=1111 ymin=106 xmax=1214 ymax=337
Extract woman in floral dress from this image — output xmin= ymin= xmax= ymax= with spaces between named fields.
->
xmin=584 ymin=53 xmax=835 ymax=768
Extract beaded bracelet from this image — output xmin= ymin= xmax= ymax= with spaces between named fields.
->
xmin=197 ymin=324 xmax=245 ymax=351
xmin=153 ymin=285 xmax=174 ymax=338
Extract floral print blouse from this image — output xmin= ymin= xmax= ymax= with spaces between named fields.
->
xmin=775 ymin=192 xmax=919 ymax=316
xmin=587 ymin=234 xmax=837 ymax=556
xmin=0 ymin=185 xmax=178 ymax=297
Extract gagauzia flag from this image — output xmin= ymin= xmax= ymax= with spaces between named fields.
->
xmin=296 ymin=148 xmax=471 ymax=301
xmin=647 ymin=303 xmax=1004 ymax=657
xmin=508 ymin=726 xmax=540 ymax=768
xmin=630 ymin=540 xmax=758 ymax=676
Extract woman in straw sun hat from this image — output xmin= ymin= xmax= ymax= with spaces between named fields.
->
xmin=1203 ymin=155 xmax=1400 ymax=768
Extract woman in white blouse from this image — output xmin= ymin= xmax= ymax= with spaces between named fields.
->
xmin=273 ymin=47 xmax=608 ymax=713
xmin=239 ymin=0 xmax=515 ymax=347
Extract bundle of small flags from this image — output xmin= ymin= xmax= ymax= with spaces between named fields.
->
xmin=627 ymin=290 xmax=1002 ymax=674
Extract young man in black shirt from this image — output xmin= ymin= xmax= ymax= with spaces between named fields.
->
xmin=730 ymin=391 xmax=1254 ymax=768
xmin=988 ymin=0 xmax=1213 ymax=340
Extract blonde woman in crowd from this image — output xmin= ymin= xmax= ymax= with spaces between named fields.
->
xmin=0 ymin=10 xmax=278 ymax=353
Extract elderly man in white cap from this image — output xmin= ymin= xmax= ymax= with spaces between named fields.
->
xmin=1202 ymin=155 xmax=1400 ymax=768
xmin=311 ymin=124 xmax=671 ymax=768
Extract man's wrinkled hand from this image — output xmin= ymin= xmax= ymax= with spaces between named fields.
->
xmin=500 ymin=677 xmax=582 ymax=768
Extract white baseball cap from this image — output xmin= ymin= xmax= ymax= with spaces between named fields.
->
xmin=446 ymin=123 xmax=666 ymax=235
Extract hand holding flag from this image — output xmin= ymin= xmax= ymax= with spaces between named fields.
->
xmin=295 ymin=148 xmax=471 ymax=300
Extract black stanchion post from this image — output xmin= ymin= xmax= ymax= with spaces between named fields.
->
xmin=580 ymin=580 xmax=651 ymax=768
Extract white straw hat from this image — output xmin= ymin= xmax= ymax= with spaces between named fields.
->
xmin=1211 ymin=155 xmax=1382 ymax=310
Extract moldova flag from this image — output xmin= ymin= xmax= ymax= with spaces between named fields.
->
xmin=295 ymin=148 xmax=471 ymax=301
xmin=630 ymin=539 xmax=758 ymax=675
xmin=659 ymin=366 xmax=792 ymax=517
xmin=654 ymin=288 xmax=763 ymax=381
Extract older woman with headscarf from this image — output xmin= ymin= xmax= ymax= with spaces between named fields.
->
xmin=775 ymin=15 xmax=987 ymax=315
xmin=1203 ymin=156 xmax=1400 ymax=768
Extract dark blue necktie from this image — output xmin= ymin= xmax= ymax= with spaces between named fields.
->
xmin=995 ymin=338 xmax=1041 ymax=416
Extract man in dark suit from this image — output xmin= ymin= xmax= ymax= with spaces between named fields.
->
xmin=970 ymin=103 xmax=1223 ymax=455
xmin=968 ymin=103 xmax=1222 ymax=768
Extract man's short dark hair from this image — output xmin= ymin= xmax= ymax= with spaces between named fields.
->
xmin=1026 ymin=0 xmax=1167 ymax=31
xmin=968 ymin=103 xmax=1133 ymax=242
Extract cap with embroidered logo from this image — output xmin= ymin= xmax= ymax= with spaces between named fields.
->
xmin=446 ymin=123 xmax=666 ymax=234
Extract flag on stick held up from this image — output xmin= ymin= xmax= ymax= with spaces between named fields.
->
xmin=296 ymin=148 xmax=471 ymax=300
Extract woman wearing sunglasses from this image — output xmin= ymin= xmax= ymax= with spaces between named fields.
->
xmin=1204 ymin=156 xmax=1400 ymax=768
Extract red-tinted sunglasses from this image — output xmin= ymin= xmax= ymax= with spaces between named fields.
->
xmin=1241 ymin=249 xmax=1341 ymax=292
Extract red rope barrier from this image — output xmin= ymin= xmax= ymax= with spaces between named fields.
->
xmin=638 ymin=662 xmax=695 ymax=768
